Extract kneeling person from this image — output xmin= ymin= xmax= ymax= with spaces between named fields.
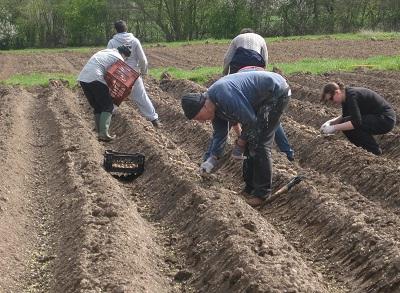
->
xmin=320 ymin=82 xmax=396 ymax=155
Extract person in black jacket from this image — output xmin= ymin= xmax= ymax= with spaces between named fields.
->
xmin=320 ymin=82 xmax=396 ymax=155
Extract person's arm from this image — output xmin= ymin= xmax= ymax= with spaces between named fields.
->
xmin=106 ymin=39 xmax=113 ymax=49
xmin=261 ymin=41 xmax=268 ymax=67
xmin=223 ymin=40 xmax=236 ymax=75
xmin=333 ymin=121 xmax=355 ymax=131
xmin=204 ymin=117 xmax=230 ymax=160
xmin=328 ymin=115 xmax=343 ymax=125
xmin=345 ymin=95 xmax=363 ymax=128
xmin=135 ymin=40 xmax=148 ymax=75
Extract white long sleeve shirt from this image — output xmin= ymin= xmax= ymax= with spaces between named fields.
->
xmin=223 ymin=33 xmax=268 ymax=75
xmin=107 ymin=32 xmax=148 ymax=75
xmin=77 ymin=49 xmax=124 ymax=85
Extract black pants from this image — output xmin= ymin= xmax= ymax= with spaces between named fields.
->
xmin=343 ymin=114 xmax=395 ymax=155
xmin=243 ymin=94 xmax=290 ymax=198
xmin=80 ymin=81 xmax=114 ymax=114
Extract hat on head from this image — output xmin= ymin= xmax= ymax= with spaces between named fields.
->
xmin=181 ymin=93 xmax=206 ymax=119
xmin=117 ymin=45 xmax=131 ymax=57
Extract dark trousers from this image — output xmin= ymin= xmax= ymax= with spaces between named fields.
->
xmin=243 ymin=94 xmax=290 ymax=198
xmin=343 ymin=114 xmax=395 ymax=155
xmin=80 ymin=81 xmax=114 ymax=114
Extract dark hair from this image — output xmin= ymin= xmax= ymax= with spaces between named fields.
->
xmin=321 ymin=82 xmax=345 ymax=101
xmin=114 ymin=20 xmax=127 ymax=33
xmin=240 ymin=28 xmax=254 ymax=34
xmin=117 ymin=45 xmax=131 ymax=57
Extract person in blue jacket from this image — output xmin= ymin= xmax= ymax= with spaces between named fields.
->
xmin=181 ymin=70 xmax=291 ymax=207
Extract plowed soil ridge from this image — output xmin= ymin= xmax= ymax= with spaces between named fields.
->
xmin=76 ymin=88 xmax=329 ymax=292
xmin=153 ymin=76 xmax=400 ymax=292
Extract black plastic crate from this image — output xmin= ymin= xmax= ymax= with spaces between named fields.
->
xmin=103 ymin=150 xmax=145 ymax=176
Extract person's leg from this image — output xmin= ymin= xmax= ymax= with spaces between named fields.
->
xmin=242 ymin=147 xmax=254 ymax=194
xmin=274 ymin=123 xmax=294 ymax=161
xmin=80 ymin=81 xmax=101 ymax=114
xmin=251 ymin=128 xmax=275 ymax=197
xmin=360 ymin=114 xmax=395 ymax=135
xmin=131 ymin=77 xmax=158 ymax=121
xmin=343 ymin=114 xmax=395 ymax=155
xmin=80 ymin=81 xmax=103 ymax=133
xmin=343 ymin=129 xmax=381 ymax=155
xmin=246 ymin=95 xmax=290 ymax=205
xmin=90 ymin=81 xmax=115 ymax=141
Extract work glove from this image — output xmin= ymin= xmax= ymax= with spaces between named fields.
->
xmin=200 ymin=156 xmax=218 ymax=174
xmin=321 ymin=124 xmax=336 ymax=135
xmin=112 ymin=104 xmax=119 ymax=114
xmin=320 ymin=120 xmax=331 ymax=131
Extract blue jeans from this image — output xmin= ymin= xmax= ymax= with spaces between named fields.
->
xmin=204 ymin=121 xmax=294 ymax=161
xmin=274 ymin=123 xmax=294 ymax=159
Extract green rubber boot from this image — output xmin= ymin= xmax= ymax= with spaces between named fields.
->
xmin=98 ymin=112 xmax=116 ymax=142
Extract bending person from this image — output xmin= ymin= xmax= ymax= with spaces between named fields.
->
xmin=320 ymin=82 xmax=396 ymax=155
xmin=181 ymin=70 xmax=291 ymax=207
xmin=78 ymin=45 xmax=132 ymax=141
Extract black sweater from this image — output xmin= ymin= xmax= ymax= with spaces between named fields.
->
xmin=342 ymin=87 xmax=396 ymax=128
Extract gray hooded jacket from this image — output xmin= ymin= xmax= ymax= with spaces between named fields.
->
xmin=107 ymin=32 xmax=148 ymax=74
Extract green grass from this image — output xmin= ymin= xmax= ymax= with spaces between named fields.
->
xmin=149 ymin=55 xmax=400 ymax=84
xmin=3 ymin=55 xmax=397 ymax=86
xmin=275 ymin=55 xmax=400 ymax=74
xmin=2 ymin=31 xmax=400 ymax=54
xmin=1 ymin=73 xmax=77 ymax=86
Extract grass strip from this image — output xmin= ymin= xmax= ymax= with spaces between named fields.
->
xmin=1 ymin=73 xmax=77 ymax=87
xmin=2 ymin=55 xmax=398 ymax=86
xmin=150 ymin=55 xmax=400 ymax=84
xmin=2 ymin=32 xmax=400 ymax=54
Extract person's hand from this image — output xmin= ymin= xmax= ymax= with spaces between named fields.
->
xmin=112 ymin=104 xmax=119 ymax=114
xmin=321 ymin=124 xmax=336 ymax=135
xmin=232 ymin=139 xmax=247 ymax=160
xmin=320 ymin=120 xmax=331 ymax=131
xmin=200 ymin=156 xmax=217 ymax=173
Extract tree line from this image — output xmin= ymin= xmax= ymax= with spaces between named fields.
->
xmin=1 ymin=0 xmax=399 ymax=49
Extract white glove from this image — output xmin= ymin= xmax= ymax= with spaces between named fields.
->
xmin=321 ymin=124 xmax=336 ymax=135
xmin=320 ymin=121 xmax=331 ymax=131
xmin=200 ymin=157 xmax=217 ymax=173
xmin=112 ymin=104 xmax=119 ymax=114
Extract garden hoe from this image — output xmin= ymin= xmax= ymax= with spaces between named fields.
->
xmin=259 ymin=175 xmax=304 ymax=208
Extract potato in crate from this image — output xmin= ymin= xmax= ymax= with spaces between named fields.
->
xmin=103 ymin=150 xmax=145 ymax=181
xmin=105 ymin=60 xmax=140 ymax=106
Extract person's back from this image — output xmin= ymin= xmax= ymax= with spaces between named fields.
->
xmin=223 ymin=29 xmax=268 ymax=74
xmin=230 ymin=33 xmax=267 ymax=55
xmin=343 ymin=87 xmax=395 ymax=119
xmin=78 ymin=49 xmax=123 ymax=84
xmin=209 ymin=71 xmax=288 ymax=110
xmin=107 ymin=21 xmax=148 ymax=74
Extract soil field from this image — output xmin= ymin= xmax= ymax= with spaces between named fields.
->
xmin=0 ymin=39 xmax=399 ymax=292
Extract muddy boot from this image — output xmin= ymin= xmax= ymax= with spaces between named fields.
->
xmin=98 ymin=112 xmax=116 ymax=142
xmin=94 ymin=113 xmax=101 ymax=133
